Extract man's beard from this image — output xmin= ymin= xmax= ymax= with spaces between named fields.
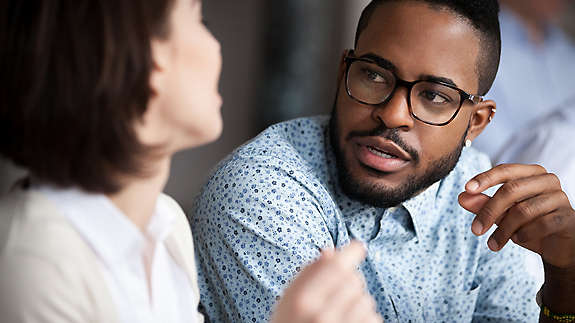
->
xmin=329 ymin=104 xmax=467 ymax=209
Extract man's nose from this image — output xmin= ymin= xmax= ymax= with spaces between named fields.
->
xmin=371 ymin=87 xmax=415 ymax=130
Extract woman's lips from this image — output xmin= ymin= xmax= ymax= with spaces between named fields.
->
xmin=354 ymin=143 xmax=410 ymax=173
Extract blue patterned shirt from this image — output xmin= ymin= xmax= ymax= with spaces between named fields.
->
xmin=192 ymin=116 xmax=539 ymax=322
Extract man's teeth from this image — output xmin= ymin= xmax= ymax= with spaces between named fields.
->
xmin=367 ymin=146 xmax=395 ymax=159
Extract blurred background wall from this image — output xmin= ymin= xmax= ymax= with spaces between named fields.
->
xmin=561 ymin=1 xmax=575 ymax=38
xmin=1 ymin=0 xmax=573 ymax=212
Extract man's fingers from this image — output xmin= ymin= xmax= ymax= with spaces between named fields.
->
xmin=332 ymin=240 xmax=367 ymax=269
xmin=342 ymin=292 xmax=381 ymax=323
xmin=465 ymin=163 xmax=547 ymax=194
xmin=290 ymin=241 xmax=366 ymax=305
xmin=316 ymin=272 xmax=367 ymax=323
xmin=514 ymin=209 xmax=575 ymax=245
xmin=469 ymin=173 xmax=560 ymax=235
xmin=458 ymin=192 xmax=490 ymax=214
xmin=486 ymin=192 xmax=563 ymax=251
xmin=309 ymin=240 xmax=367 ymax=308
xmin=510 ymin=235 xmax=542 ymax=254
xmin=277 ymin=240 xmax=369 ymax=323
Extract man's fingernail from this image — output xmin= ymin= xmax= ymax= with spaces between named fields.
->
xmin=471 ymin=220 xmax=483 ymax=235
xmin=488 ymin=237 xmax=499 ymax=251
xmin=467 ymin=180 xmax=479 ymax=192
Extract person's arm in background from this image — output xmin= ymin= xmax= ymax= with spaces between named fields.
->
xmin=495 ymin=108 xmax=575 ymax=203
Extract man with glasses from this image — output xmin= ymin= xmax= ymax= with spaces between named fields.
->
xmin=193 ymin=0 xmax=575 ymax=322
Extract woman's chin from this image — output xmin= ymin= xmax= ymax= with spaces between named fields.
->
xmin=182 ymin=117 xmax=224 ymax=150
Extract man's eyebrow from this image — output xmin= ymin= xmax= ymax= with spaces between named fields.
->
xmin=358 ymin=53 xmax=459 ymax=88
xmin=420 ymin=74 xmax=458 ymax=88
xmin=358 ymin=53 xmax=398 ymax=74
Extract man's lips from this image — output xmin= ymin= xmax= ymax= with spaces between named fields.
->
xmin=353 ymin=137 xmax=412 ymax=161
xmin=352 ymin=137 xmax=412 ymax=173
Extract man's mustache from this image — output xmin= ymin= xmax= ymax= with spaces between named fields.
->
xmin=346 ymin=124 xmax=419 ymax=163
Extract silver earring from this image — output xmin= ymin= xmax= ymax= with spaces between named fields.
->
xmin=465 ymin=139 xmax=472 ymax=148
xmin=489 ymin=108 xmax=497 ymax=121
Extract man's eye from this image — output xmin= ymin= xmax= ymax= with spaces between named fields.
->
xmin=420 ymin=90 xmax=451 ymax=104
xmin=363 ymin=69 xmax=386 ymax=83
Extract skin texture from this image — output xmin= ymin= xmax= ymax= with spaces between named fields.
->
xmin=143 ymin=0 xmax=223 ymax=154
xmin=332 ymin=2 xmax=494 ymax=207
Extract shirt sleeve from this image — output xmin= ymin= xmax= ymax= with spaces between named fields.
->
xmin=0 ymin=253 xmax=93 ymax=323
xmin=192 ymin=155 xmax=335 ymax=323
xmin=472 ymin=236 xmax=540 ymax=322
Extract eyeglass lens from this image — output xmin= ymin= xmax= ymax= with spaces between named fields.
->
xmin=347 ymin=60 xmax=462 ymax=124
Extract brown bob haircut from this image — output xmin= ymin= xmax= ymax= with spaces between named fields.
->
xmin=0 ymin=0 xmax=174 ymax=193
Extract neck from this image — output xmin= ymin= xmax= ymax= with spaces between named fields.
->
xmin=107 ymin=156 xmax=171 ymax=232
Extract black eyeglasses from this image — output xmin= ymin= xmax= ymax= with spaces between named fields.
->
xmin=344 ymin=52 xmax=483 ymax=126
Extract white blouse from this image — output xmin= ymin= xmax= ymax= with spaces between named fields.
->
xmin=36 ymin=185 xmax=197 ymax=323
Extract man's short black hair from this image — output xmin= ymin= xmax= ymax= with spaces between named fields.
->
xmin=354 ymin=0 xmax=501 ymax=96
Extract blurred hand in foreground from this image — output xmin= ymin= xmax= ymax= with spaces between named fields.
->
xmin=270 ymin=240 xmax=383 ymax=323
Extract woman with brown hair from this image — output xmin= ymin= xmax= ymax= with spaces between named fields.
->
xmin=0 ymin=0 xmax=381 ymax=322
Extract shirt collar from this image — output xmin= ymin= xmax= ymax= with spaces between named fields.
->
xmin=323 ymin=125 xmax=440 ymax=241
xmin=35 ymin=184 xmax=176 ymax=265
xmin=402 ymin=181 xmax=440 ymax=242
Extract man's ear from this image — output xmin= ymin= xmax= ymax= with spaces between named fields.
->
xmin=466 ymin=99 xmax=496 ymax=142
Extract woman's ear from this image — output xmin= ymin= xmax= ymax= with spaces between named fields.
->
xmin=466 ymin=99 xmax=496 ymax=142
xmin=149 ymin=39 xmax=170 ymax=96
xmin=137 ymin=40 xmax=173 ymax=147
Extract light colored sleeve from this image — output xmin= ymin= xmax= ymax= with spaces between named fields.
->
xmin=0 ymin=253 xmax=94 ymax=323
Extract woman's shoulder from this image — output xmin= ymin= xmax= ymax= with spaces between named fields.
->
xmin=0 ymin=189 xmax=91 ymax=260
xmin=158 ymin=193 xmax=194 ymax=246
xmin=0 ymin=189 xmax=117 ymax=322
